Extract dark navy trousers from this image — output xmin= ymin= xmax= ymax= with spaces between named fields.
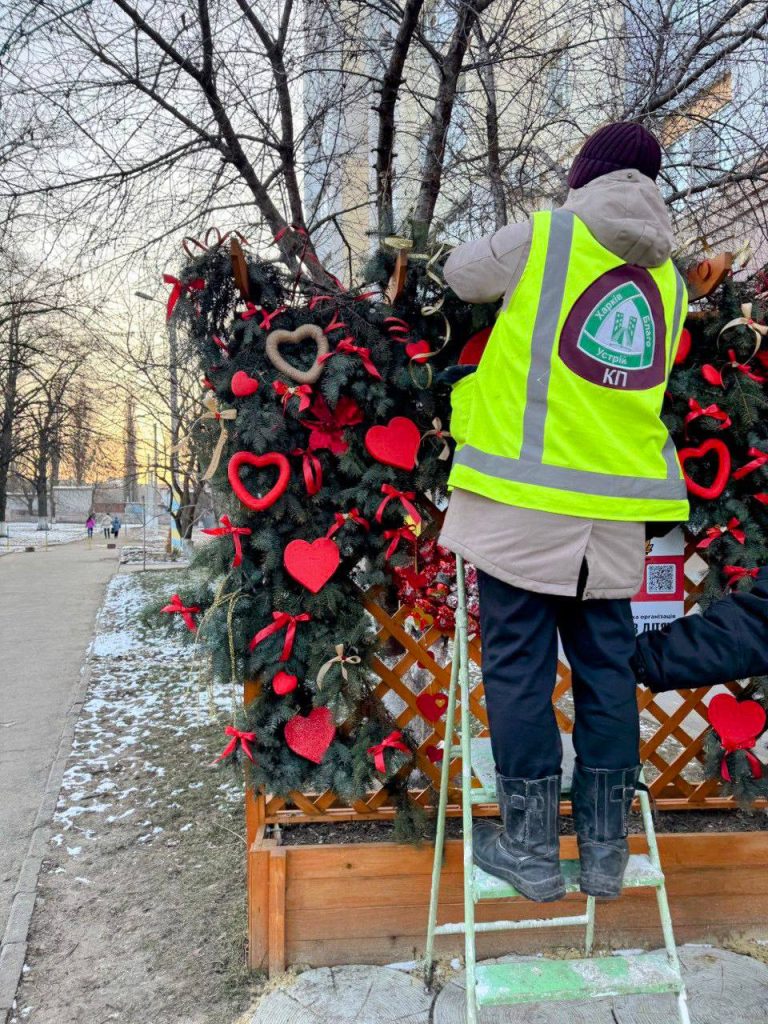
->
xmin=478 ymin=570 xmax=640 ymax=779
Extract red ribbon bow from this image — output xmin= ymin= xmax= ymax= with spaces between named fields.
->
xmin=212 ymin=334 xmax=230 ymax=355
xmin=249 ymin=611 xmax=311 ymax=661
xmin=163 ymin=274 xmax=204 ymax=321
xmin=383 ymin=525 xmax=419 ymax=559
xmin=375 ymin=484 xmax=422 ymax=525
xmin=291 ymin=448 xmax=323 ymax=495
xmin=242 ymin=303 xmax=286 ymax=330
xmin=273 ymin=380 xmax=313 ymax=413
xmin=720 ymin=737 xmax=763 ymax=781
xmin=697 ymin=517 xmax=746 ymax=550
xmin=201 ymin=515 xmax=252 ymax=567
xmin=734 ymin=447 xmax=768 ymax=480
xmin=319 ymin=338 xmax=382 ymax=380
xmin=160 ymin=594 xmax=200 ymax=632
xmin=723 ymin=565 xmax=759 ymax=587
xmin=214 ymin=725 xmax=257 ymax=764
xmin=384 ymin=316 xmax=411 ymax=338
xmin=325 ymin=508 xmax=370 ymax=538
xmin=685 ymin=399 xmax=731 ymax=434
xmin=367 ymin=730 xmax=410 ymax=773
xmin=323 ymin=310 xmax=347 ymax=334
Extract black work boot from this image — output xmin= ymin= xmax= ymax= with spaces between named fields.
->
xmin=472 ymin=773 xmax=566 ymax=903
xmin=572 ymin=761 xmax=642 ymax=899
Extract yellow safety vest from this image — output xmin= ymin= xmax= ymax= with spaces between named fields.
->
xmin=448 ymin=209 xmax=690 ymax=522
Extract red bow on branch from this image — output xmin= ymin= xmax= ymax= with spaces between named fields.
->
xmin=367 ymin=730 xmax=410 ymax=773
xmin=323 ymin=310 xmax=347 ymax=335
xmin=290 ymin=447 xmax=323 ymax=495
xmin=685 ymin=399 xmax=731 ymax=434
xmin=214 ymin=725 xmax=257 ymax=764
xmin=383 ymin=316 xmax=411 ymax=339
xmin=384 ymin=525 xmax=419 ymax=559
xmin=301 ymin=395 xmax=363 ymax=454
xmin=720 ymin=736 xmax=763 ymax=781
xmin=733 ymin=447 xmax=768 ymax=481
xmin=325 ymin=508 xmax=370 ymax=538
xmin=273 ymin=380 xmax=313 ymax=413
xmin=212 ymin=334 xmax=230 ymax=355
xmin=319 ymin=338 xmax=382 ymax=380
xmin=242 ymin=303 xmax=286 ymax=330
xmin=163 ymin=274 xmax=204 ymax=321
xmin=375 ymin=484 xmax=422 ymax=525
xmin=697 ymin=517 xmax=746 ymax=550
xmin=249 ymin=611 xmax=311 ymax=661
xmin=202 ymin=515 xmax=252 ymax=567
xmin=723 ymin=565 xmax=759 ymax=587
xmin=160 ymin=594 xmax=200 ymax=632
xmin=308 ymin=294 xmax=333 ymax=310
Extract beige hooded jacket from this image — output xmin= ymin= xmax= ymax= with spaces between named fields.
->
xmin=439 ymin=169 xmax=677 ymax=599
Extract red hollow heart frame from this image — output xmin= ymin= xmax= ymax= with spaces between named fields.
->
xmin=228 ymin=451 xmax=291 ymax=511
xmin=678 ymin=438 xmax=731 ymax=500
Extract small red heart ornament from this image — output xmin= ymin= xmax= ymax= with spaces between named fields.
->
xmin=284 ymin=707 xmax=336 ymax=763
xmin=272 ymin=670 xmax=298 ymax=695
xmin=405 ymin=339 xmax=431 ymax=364
xmin=283 ymin=537 xmax=340 ymax=593
xmin=674 ymin=328 xmax=692 ymax=366
xmin=708 ymin=693 xmax=766 ymax=745
xmin=425 ymin=745 xmax=444 ymax=764
xmin=416 ymin=691 xmax=449 ymax=722
xmin=678 ymin=438 xmax=731 ymax=499
xmin=231 ymin=370 xmax=260 ymax=397
xmin=365 ymin=416 xmax=421 ymax=471
xmin=228 ymin=451 xmax=291 ymax=511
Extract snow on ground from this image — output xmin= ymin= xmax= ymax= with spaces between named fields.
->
xmin=0 ymin=521 xmax=155 ymax=554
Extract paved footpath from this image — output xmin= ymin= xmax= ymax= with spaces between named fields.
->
xmin=0 ymin=537 xmax=120 ymax=1014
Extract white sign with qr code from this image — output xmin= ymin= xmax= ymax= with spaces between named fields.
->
xmin=631 ymin=528 xmax=685 ymax=634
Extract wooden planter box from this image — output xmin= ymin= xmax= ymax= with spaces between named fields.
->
xmin=248 ymin=831 xmax=768 ymax=975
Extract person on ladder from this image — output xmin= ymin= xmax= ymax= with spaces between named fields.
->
xmin=439 ymin=122 xmax=690 ymax=903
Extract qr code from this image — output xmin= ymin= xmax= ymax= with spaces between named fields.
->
xmin=646 ymin=563 xmax=676 ymax=595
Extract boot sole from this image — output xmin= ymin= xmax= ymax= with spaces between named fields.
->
xmin=473 ymin=850 xmax=566 ymax=903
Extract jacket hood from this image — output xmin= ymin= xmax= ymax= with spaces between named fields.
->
xmin=562 ymin=168 xmax=674 ymax=268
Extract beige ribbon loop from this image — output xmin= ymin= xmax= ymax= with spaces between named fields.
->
xmin=172 ymin=394 xmax=237 ymax=480
xmin=718 ymin=302 xmax=768 ymax=358
xmin=316 ymin=643 xmax=361 ymax=689
xmin=416 ymin=417 xmax=451 ymax=464
xmin=406 ymin=244 xmax=453 ymax=389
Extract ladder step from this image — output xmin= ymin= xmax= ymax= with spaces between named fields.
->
xmin=473 ymin=853 xmax=663 ymax=901
xmin=475 ymin=952 xmax=681 ymax=1007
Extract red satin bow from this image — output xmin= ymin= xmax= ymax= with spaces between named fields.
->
xmin=214 ymin=725 xmax=257 ymax=764
xmin=308 ymin=294 xmax=333 ymax=310
xmin=723 ymin=565 xmax=759 ymax=587
xmin=720 ymin=737 xmax=763 ymax=782
xmin=163 ymin=274 xmax=204 ymax=321
xmin=697 ymin=517 xmax=746 ymax=549
xmin=242 ymin=303 xmax=286 ymax=330
xmin=367 ymin=730 xmax=410 ymax=773
xmin=161 ymin=594 xmax=200 ymax=631
xmin=384 ymin=525 xmax=419 ymax=559
xmin=202 ymin=515 xmax=252 ymax=567
xmin=273 ymin=380 xmax=313 ymax=413
xmin=323 ymin=310 xmax=347 ymax=334
xmin=249 ymin=611 xmax=311 ymax=661
xmin=734 ymin=447 xmax=768 ymax=480
xmin=375 ymin=484 xmax=422 ymax=525
xmin=319 ymin=338 xmax=382 ymax=380
xmin=383 ymin=316 xmax=410 ymax=338
xmin=685 ymin=399 xmax=731 ymax=434
xmin=325 ymin=508 xmax=370 ymax=538
xmin=291 ymin=447 xmax=323 ymax=495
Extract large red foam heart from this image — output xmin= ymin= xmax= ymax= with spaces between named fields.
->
xmin=416 ymin=691 xmax=449 ymax=722
xmin=674 ymin=328 xmax=692 ymax=366
xmin=405 ymin=339 xmax=431 ymax=364
xmin=708 ymin=693 xmax=766 ymax=745
xmin=231 ymin=370 xmax=260 ymax=397
xmin=284 ymin=707 xmax=336 ymax=764
xmin=365 ymin=416 xmax=420 ymax=471
xmin=228 ymin=451 xmax=291 ymax=511
xmin=678 ymin=438 xmax=731 ymax=500
xmin=283 ymin=537 xmax=340 ymax=593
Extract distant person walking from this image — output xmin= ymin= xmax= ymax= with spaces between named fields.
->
xmin=111 ymin=514 xmax=121 ymax=539
xmin=101 ymin=514 xmax=111 ymax=540
xmin=85 ymin=514 xmax=96 ymax=539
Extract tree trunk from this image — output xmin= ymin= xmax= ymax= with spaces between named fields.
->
xmin=36 ymin=456 xmax=48 ymax=529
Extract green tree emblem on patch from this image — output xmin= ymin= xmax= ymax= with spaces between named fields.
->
xmin=577 ymin=283 xmax=655 ymax=370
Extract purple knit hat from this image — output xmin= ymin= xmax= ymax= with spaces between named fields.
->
xmin=568 ymin=122 xmax=662 ymax=190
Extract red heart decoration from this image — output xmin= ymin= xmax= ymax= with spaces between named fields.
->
xmin=273 ymin=670 xmax=298 ymax=695
xmin=674 ymin=328 xmax=692 ymax=366
xmin=425 ymin=745 xmax=444 ymax=764
xmin=708 ymin=693 xmax=766 ymax=745
xmin=405 ymin=339 xmax=431 ymax=364
xmin=284 ymin=707 xmax=336 ymax=764
xmin=678 ymin=438 xmax=731 ymax=499
xmin=365 ymin=416 xmax=421 ymax=471
xmin=228 ymin=451 xmax=291 ymax=511
xmin=416 ymin=691 xmax=449 ymax=722
xmin=231 ymin=370 xmax=260 ymax=397
xmin=283 ymin=537 xmax=340 ymax=593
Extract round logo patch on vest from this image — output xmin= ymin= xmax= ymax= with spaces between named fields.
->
xmin=558 ymin=266 xmax=666 ymax=390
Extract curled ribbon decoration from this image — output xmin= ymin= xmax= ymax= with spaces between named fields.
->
xmin=723 ymin=565 xmax=759 ymax=588
xmin=367 ymin=730 xmax=410 ymax=774
xmin=718 ymin=302 xmax=768 ymax=357
xmin=242 ymin=302 xmax=287 ymax=331
xmin=316 ymin=643 xmax=362 ymax=689
xmin=384 ymin=524 xmax=419 ymax=559
xmin=173 ymin=395 xmax=237 ymax=481
xmin=161 ymin=594 xmax=200 ymax=632
xmin=375 ymin=484 xmax=422 ymax=525
xmin=213 ymin=725 xmax=257 ymax=764
xmin=273 ymin=380 xmax=313 ymax=413
xmin=163 ymin=274 xmax=205 ymax=321
xmin=697 ymin=517 xmax=746 ymax=550
xmin=291 ymin=447 xmax=323 ymax=496
xmin=417 ymin=418 xmax=451 ymax=463
xmin=202 ymin=515 xmax=252 ymax=567
xmin=249 ymin=611 xmax=311 ymax=661
xmin=182 ymin=228 xmax=248 ymax=260
xmin=685 ymin=399 xmax=731 ymax=434
xmin=318 ymin=338 xmax=382 ymax=380
xmin=733 ymin=447 xmax=768 ymax=480
xmin=405 ymin=243 xmax=453 ymax=386
xmin=325 ymin=509 xmax=370 ymax=538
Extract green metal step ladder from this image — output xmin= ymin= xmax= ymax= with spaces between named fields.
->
xmin=424 ymin=555 xmax=690 ymax=1023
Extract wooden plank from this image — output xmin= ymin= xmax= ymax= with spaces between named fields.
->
xmin=248 ymin=846 xmax=271 ymax=972
xmin=268 ymin=848 xmax=287 ymax=978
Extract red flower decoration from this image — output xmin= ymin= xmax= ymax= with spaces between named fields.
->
xmin=301 ymin=395 xmax=363 ymax=454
